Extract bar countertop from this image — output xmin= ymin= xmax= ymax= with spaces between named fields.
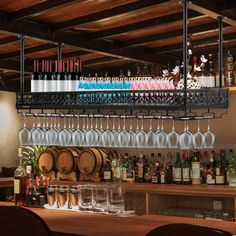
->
xmin=0 ymin=202 xmax=236 ymax=236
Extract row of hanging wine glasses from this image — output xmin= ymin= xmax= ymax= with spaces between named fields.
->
xmin=18 ymin=114 xmax=215 ymax=149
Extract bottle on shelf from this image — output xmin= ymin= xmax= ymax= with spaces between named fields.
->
xmin=182 ymin=151 xmax=191 ymax=184
xmin=137 ymin=152 xmax=145 ymax=183
xmin=192 ymin=56 xmax=200 ymax=85
xmin=191 ymin=150 xmax=201 ymax=185
xmin=127 ymin=158 xmax=135 ymax=183
xmin=26 ymin=178 xmax=35 ymax=206
xmin=200 ymin=151 xmax=208 ymax=184
xmin=32 ymin=176 xmax=41 ymax=205
xmin=122 ymin=153 xmax=129 ymax=182
xmin=151 ymin=156 xmax=160 ymax=184
xmin=215 ymin=150 xmax=226 ymax=185
xmin=57 ymin=60 xmax=67 ymax=92
xmin=14 ymin=147 xmax=27 ymax=206
xmin=225 ymin=50 xmax=235 ymax=87
xmin=111 ymin=153 xmax=122 ymax=182
xmin=206 ymin=151 xmax=216 ymax=185
xmin=172 ymin=152 xmax=182 ymax=184
xmin=206 ymin=53 xmax=216 ymax=88
xmin=31 ymin=60 xmax=44 ymax=92
xmin=103 ymin=160 xmax=112 ymax=182
xmin=144 ymin=154 xmax=152 ymax=183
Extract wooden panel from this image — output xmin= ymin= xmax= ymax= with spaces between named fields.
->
xmin=75 ymin=1 xmax=181 ymax=31
xmin=0 ymin=177 xmax=13 ymax=187
xmin=80 ymin=53 xmax=106 ymax=61
xmin=111 ymin=15 xmax=214 ymax=41
xmin=0 ymin=0 xmax=45 ymax=12
xmin=1 ymin=201 xmax=236 ymax=235
xmin=146 ymin=26 xmax=236 ymax=48
xmin=35 ymin=0 xmax=137 ymax=24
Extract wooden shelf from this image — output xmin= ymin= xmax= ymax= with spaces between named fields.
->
xmin=0 ymin=177 xmax=14 ymax=188
xmin=49 ymin=181 xmax=236 ymax=197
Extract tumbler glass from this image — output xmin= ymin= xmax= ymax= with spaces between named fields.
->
xmin=79 ymin=185 xmax=93 ymax=211
xmin=69 ymin=185 xmax=79 ymax=209
xmin=107 ymin=185 xmax=125 ymax=213
xmin=47 ymin=185 xmax=58 ymax=208
xmin=92 ymin=185 xmax=108 ymax=212
xmin=58 ymin=185 xmax=69 ymax=209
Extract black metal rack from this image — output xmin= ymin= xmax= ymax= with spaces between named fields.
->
xmin=15 ymin=1 xmax=229 ymax=120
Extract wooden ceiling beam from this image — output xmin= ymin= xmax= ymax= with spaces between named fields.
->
xmin=0 ymin=35 xmax=18 ymax=45
xmin=0 ymin=59 xmax=32 ymax=74
xmin=87 ymin=10 xmax=201 ymax=41
xmin=121 ymin=22 xmax=220 ymax=47
xmin=0 ymin=43 xmax=57 ymax=60
xmin=7 ymin=0 xmax=81 ymax=22
xmin=189 ymin=0 xmax=236 ymax=27
xmin=153 ymin=32 xmax=236 ymax=54
xmin=53 ymin=0 xmax=174 ymax=31
xmin=0 ymin=19 xmax=173 ymax=64
xmin=44 ymin=50 xmax=89 ymax=60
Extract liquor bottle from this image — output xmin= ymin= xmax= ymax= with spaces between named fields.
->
xmin=103 ymin=160 xmax=112 ymax=182
xmin=122 ymin=153 xmax=129 ymax=182
xmin=206 ymin=53 xmax=216 ymax=88
xmin=215 ymin=150 xmax=226 ymax=185
xmin=201 ymin=151 xmax=208 ymax=184
xmin=152 ymin=158 xmax=160 ymax=184
xmin=26 ymin=178 xmax=35 ymax=206
xmin=68 ymin=59 xmax=78 ymax=92
xmin=137 ymin=152 xmax=145 ymax=183
xmin=126 ymin=158 xmax=135 ymax=183
xmin=32 ymin=177 xmax=41 ymax=205
xmin=111 ymin=153 xmax=121 ymax=182
xmin=225 ymin=50 xmax=234 ymax=87
xmin=133 ymin=156 xmax=139 ymax=182
xmin=172 ymin=152 xmax=182 ymax=184
xmin=25 ymin=159 xmax=33 ymax=179
xmin=14 ymin=148 xmax=27 ymax=206
xmin=144 ymin=155 xmax=152 ymax=183
xmin=182 ymin=151 xmax=191 ymax=184
xmin=191 ymin=150 xmax=201 ymax=185
xmin=160 ymin=156 xmax=167 ymax=184
xmin=206 ymin=151 xmax=216 ymax=185
xmin=165 ymin=152 xmax=173 ymax=183
xmin=57 ymin=60 xmax=67 ymax=92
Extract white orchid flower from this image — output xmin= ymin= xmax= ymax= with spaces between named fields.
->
xmin=162 ymin=69 xmax=169 ymax=77
xmin=187 ymin=72 xmax=192 ymax=79
xmin=200 ymin=55 xmax=208 ymax=63
xmin=188 ymin=49 xmax=192 ymax=55
xmin=194 ymin=64 xmax=201 ymax=72
xmin=171 ymin=66 xmax=180 ymax=75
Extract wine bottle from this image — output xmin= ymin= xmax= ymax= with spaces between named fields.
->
xmin=57 ymin=60 xmax=67 ymax=92
xmin=14 ymin=147 xmax=27 ymax=206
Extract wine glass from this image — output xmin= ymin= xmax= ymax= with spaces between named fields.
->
xmin=156 ymin=119 xmax=169 ymax=148
xmin=31 ymin=116 xmax=45 ymax=145
xmin=72 ymin=115 xmax=85 ymax=146
xmin=136 ymin=117 xmax=148 ymax=147
xmin=179 ymin=120 xmax=193 ymax=150
xmin=45 ymin=116 xmax=57 ymax=146
xmin=102 ymin=116 xmax=113 ymax=147
xmin=86 ymin=116 xmax=98 ymax=146
xmin=118 ymin=116 xmax=130 ymax=147
xmin=168 ymin=119 xmax=179 ymax=148
xmin=59 ymin=116 xmax=72 ymax=146
xmin=18 ymin=114 xmax=31 ymax=146
xmin=112 ymin=117 xmax=119 ymax=147
xmin=204 ymin=119 xmax=215 ymax=149
xmin=128 ymin=117 xmax=136 ymax=147
xmin=193 ymin=119 xmax=205 ymax=149
xmin=147 ymin=118 xmax=156 ymax=147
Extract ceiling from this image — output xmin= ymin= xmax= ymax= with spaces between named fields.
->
xmin=0 ymin=0 xmax=235 ymax=91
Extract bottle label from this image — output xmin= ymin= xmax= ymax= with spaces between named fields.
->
xmin=160 ymin=173 xmax=165 ymax=183
xmin=14 ymin=179 xmax=20 ymax=194
xmin=152 ymin=176 xmax=158 ymax=183
xmin=172 ymin=167 xmax=182 ymax=181
xmin=182 ymin=168 xmax=190 ymax=181
xmin=122 ymin=168 xmax=127 ymax=181
xmin=206 ymin=174 xmax=215 ymax=184
xmin=26 ymin=165 xmax=32 ymax=175
xmin=216 ymin=167 xmax=220 ymax=176
xmin=115 ymin=167 xmax=121 ymax=179
xmin=104 ymin=171 xmax=111 ymax=180
xmin=192 ymin=162 xmax=200 ymax=179
xmin=137 ymin=163 xmax=144 ymax=178
xmin=216 ymin=175 xmax=224 ymax=184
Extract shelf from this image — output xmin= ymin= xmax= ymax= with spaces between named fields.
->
xmin=48 ymin=181 xmax=236 ymax=197
xmin=16 ymin=88 xmax=229 ymax=111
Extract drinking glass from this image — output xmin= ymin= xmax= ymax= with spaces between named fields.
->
xmin=92 ymin=185 xmax=108 ymax=212
xmin=59 ymin=116 xmax=72 ymax=146
xmin=179 ymin=120 xmax=193 ymax=150
xmin=136 ymin=117 xmax=148 ymax=147
xmin=102 ymin=116 xmax=113 ymax=147
xmin=29 ymin=116 xmax=37 ymax=145
xmin=168 ymin=119 xmax=179 ymax=148
xmin=156 ymin=119 xmax=169 ymax=148
xmin=147 ymin=118 xmax=156 ymax=147
xmin=128 ymin=118 xmax=136 ymax=147
xmin=45 ymin=116 xmax=58 ymax=146
xmin=82 ymin=116 xmax=89 ymax=146
xmin=97 ymin=117 xmax=104 ymax=146
xmin=31 ymin=116 xmax=45 ymax=145
xmin=112 ymin=117 xmax=119 ymax=147
xmin=69 ymin=186 xmax=79 ymax=209
xmin=58 ymin=185 xmax=69 ymax=209
xmin=79 ymin=184 xmax=93 ymax=211
xmin=19 ymin=114 xmax=31 ymax=146
xmin=86 ymin=116 xmax=98 ymax=146
xmin=118 ymin=117 xmax=130 ymax=147
xmin=204 ymin=119 xmax=215 ymax=149
xmin=107 ymin=185 xmax=125 ymax=213
xmin=193 ymin=119 xmax=205 ymax=149
xmin=47 ymin=185 xmax=58 ymax=208
xmin=72 ymin=116 xmax=85 ymax=146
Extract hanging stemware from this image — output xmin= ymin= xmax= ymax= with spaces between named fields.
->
xmin=193 ymin=119 xmax=205 ymax=149
xmin=18 ymin=114 xmax=31 ymax=146
xmin=168 ymin=119 xmax=180 ymax=148
xmin=204 ymin=119 xmax=215 ymax=149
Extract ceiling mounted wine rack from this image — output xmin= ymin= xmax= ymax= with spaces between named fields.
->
xmin=16 ymin=0 xmax=229 ymax=120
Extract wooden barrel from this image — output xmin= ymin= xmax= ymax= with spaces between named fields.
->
xmin=77 ymin=148 xmax=108 ymax=175
xmin=56 ymin=148 xmax=81 ymax=174
xmin=38 ymin=148 xmax=59 ymax=174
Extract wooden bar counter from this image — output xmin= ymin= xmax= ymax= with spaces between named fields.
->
xmin=1 ymin=201 xmax=236 ymax=236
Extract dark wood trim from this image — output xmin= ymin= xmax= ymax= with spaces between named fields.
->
xmin=87 ymin=11 xmax=202 ymax=41
xmin=0 ymin=43 xmax=57 ymax=60
xmin=53 ymin=0 xmax=171 ymax=31
xmin=7 ymin=0 xmax=81 ymax=21
xmin=0 ymin=35 xmax=18 ymax=45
